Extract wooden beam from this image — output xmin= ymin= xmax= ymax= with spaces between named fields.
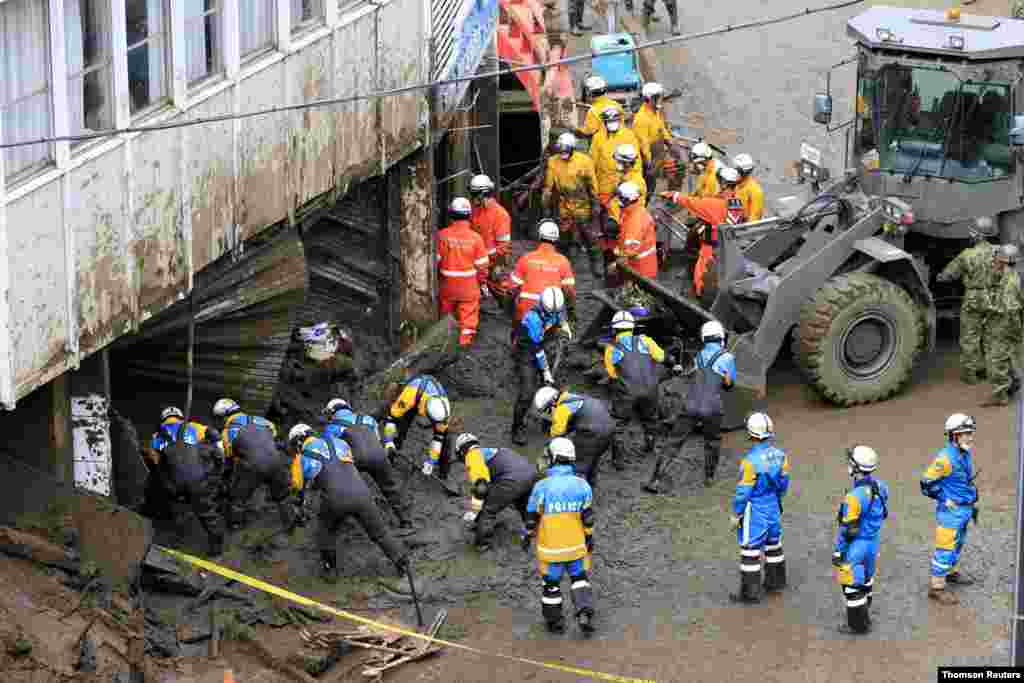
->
xmin=50 ymin=374 xmax=70 ymax=483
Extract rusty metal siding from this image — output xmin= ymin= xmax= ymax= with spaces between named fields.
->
xmin=112 ymin=224 xmax=307 ymax=415
xmin=238 ymin=67 xmax=291 ymax=242
xmin=289 ymin=39 xmax=336 ymax=210
xmin=188 ymin=96 xmax=236 ymax=274
xmin=297 ymin=178 xmax=392 ymax=339
xmin=333 ymin=16 xmax=380 ymax=184
xmin=381 ymin=0 xmax=427 ymax=164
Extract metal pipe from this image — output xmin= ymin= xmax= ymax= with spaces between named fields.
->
xmin=1012 ymin=391 xmax=1024 ymax=665
xmin=184 ymin=294 xmax=196 ymax=423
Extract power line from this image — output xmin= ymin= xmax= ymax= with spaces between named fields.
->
xmin=0 ymin=0 xmax=863 ymax=151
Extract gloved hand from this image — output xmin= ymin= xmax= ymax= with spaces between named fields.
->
xmin=561 ymin=321 xmax=573 ymax=341
xmin=586 ymin=535 xmax=594 ymax=554
xmin=832 ymin=552 xmax=844 ymax=567
xmin=543 ymin=369 xmax=555 ymax=385
xmin=944 ymin=498 xmax=958 ymax=510
xmin=463 ymin=510 xmax=478 ymax=523
xmin=421 ymin=461 xmax=435 ymax=477
xmin=481 ymin=284 xmax=492 ymax=299
xmin=730 ymin=515 xmax=741 ymax=530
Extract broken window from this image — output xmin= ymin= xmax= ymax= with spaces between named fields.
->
xmin=67 ymin=0 xmax=115 ymax=143
xmin=0 ymin=0 xmax=53 ymax=183
xmin=239 ymin=0 xmax=275 ymax=60
xmin=185 ymin=0 xmax=223 ymax=86
xmin=292 ymin=0 xmax=325 ymax=33
xmin=126 ymin=0 xmax=170 ymax=116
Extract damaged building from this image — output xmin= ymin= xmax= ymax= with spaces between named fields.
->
xmin=0 ymin=0 xmax=503 ymax=517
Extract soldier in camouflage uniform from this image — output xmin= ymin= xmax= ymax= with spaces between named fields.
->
xmin=936 ymin=219 xmax=996 ymax=385
xmin=981 ymin=245 xmax=1023 ymax=407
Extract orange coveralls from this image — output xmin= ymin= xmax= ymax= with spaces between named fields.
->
xmin=437 ymin=220 xmax=489 ymax=345
xmin=508 ymin=243 xmax=577 ymax=322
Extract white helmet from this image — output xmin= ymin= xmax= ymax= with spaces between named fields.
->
xmin=557 ymin=132 xmax=577 ymax=153
xmin=546 ymin=437 xmax=576 ymax=465
xmin=998 ymin=244 xmax=1020 ymax=265
xmin=533 ymin=386 xmax=561 ymax=415
xmin=213 ymin=398 xmax=240 ymax=419
xmin=449 ymin=197 xmax=472 ymax=218
xmin=540 ymin=286 xmax=565 ymax=315
xmin=455 ymin=432 xmax=479 ymax=459
xmin=585 ymin=75 xmax=607 ymax=95
xmin=425 ymin=396 xmax=451 ymax=423
xmin=611 ymin=310 xmax=635 ymax=331
xmin=717 ymin=166 xmax=740 ymax=185
xmin=323 ymin=398 xmax=350 ymax=418
xmin=701 ymin=320 xmax=725 ymax=343
xmin=469 ymin=174 xmax=495 ymax=196
xmin=616 ymin=181 xmax=641 ymax=207
xmin=613 ymin=143 xmax=638 ymax=165
xmin=746 ymin=412 xmax=774 ymax=440
xmin=944 ymin=413 xmax=976 ymax=438
xmin=642 ymin=82 xmax=664 ymax=99
xmin=847 ymin=445 xmax=879 ymax=475
xmin=733 ymin=153 xmax=755 ymax=175
xmin=161 ymin=406 xmax=184 ymax=422
xmin=538 ymin=219 xmax=560 ymax=243
xmin=288 ymin=423 xmax=313 ymax=450
xmin=690 ymin=141 xmax=712 ymax=162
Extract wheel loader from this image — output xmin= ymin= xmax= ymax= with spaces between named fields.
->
xmin=588 ymin=5 xmax=1024 ymax=408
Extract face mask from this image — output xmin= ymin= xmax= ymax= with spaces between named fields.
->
xmin=560 ymin=151 xmax=571 ymax=160
xmin=607 ymin=121 xmax=620 ymax=132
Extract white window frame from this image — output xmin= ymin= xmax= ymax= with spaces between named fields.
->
xmin=290 ymin=0 xmax=325 ymax=36
xmin=239 ymin=0 xmax=278 ymax=63
xmin=183 ymin=0 xmax=227 ymax=90
xmin=122 ymin=0 xmax=173 ymax=120
xmin=66 ymin=0 xmax=119 ymax=155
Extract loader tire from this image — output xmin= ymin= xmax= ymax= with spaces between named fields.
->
xmin=795 ymin=273 xmax=924 ymax=406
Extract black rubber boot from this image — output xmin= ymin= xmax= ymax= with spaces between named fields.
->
xmin=730 ymin=550 xmax=762 ymax=603
xmin=840 ymin=602 xmax=870 ymax=634
xmin=542 ymin=582 xmax=564 ymax=632
xmin=576 ymin=608 xmax=595 ymax=634
xmin=763 ymin=543 xmax=786 ymax=591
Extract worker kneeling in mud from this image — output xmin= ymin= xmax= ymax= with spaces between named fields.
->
xmin=142 ymin=407 xmax=226 ymax=556
xmin=455 ymin=433 xmax=539 ymax=551
xmin=647 ymin=320 xmax=735 ymax=492
xmin=603 ymin=310 xmax=667 ymax=470
xmin=288 ymin=424 xmax=410 ymax=583
xmin=523 ymin=438 xmax=596 ymax=634
xmin=510 ymin=286 xmax=572 ymax=446
xmin=213 ymin=398 xmax=296 ymax=532
xmin=533 ymin=386 xmax=613 ymax=488
xmin=729 ymin=413 xmax=790 ymax=604
xmin=321 ymin=398 xmax=412 ymax=532
xmin=379 ymin=375 xmax=453 ymax=481
xmin=833 ymin=445 xmax=888 ymax=634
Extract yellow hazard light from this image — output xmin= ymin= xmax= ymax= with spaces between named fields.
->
xmin=946 ymin=7 xmax=960 ymax=22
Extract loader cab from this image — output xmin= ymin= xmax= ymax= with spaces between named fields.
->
xmin=815 ymin=6 xmax=1024 ymax=235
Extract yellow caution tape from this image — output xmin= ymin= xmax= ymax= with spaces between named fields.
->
xmin=158 ymin=546 xmax=655 ymax=683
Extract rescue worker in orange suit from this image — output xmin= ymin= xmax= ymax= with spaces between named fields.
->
xmin=543 ymin=132 xmax=601 ymax=269
xmin=576 ymin=76 xmax=625 ymax=140
xmin=212 ymin=398 xmax=296 ymax=532
xmin=379 ymin=375 xmax=453 ymax=481
xmin=437 ymin=197 xmax=489 ymax=346
xmin=455 ymin=433 xmax=539 ymax=551
xmin=632 ymin=82 xmax=680 ymax=204
xmin=523 ymin=438 xmax=596 ymax=634
xmin=143 ymin=407 xmax=225 ymax=556
xmin=733 ymin=153 xmax=765 ymax=221
xmin=610 ymin=181 xmax=658 ymax=281
xmin=510 ymin=287 xmax=571 ymax=446
xmin=469 ymin=174 xmax=512 ymax=273
xmin=508 ymin=219 xmax=577 ymax=324
xmin=661 ymin=166 xmax=744 ymax=298
xmin=287 ymin=424 xmax=409 ymax=583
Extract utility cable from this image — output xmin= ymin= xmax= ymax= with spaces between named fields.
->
xmin=0 ymin=0 xmax=863 ymax=150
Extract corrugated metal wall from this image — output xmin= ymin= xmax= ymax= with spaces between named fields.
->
xmin=297 ymin=178 xmax=393 ymax=341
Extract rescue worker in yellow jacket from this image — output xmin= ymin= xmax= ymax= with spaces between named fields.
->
xmin=524 ymin=438 xmax=596 ymax=634
xmin=592 ymin=109 xmax=644 ymax=207
xmin=689 ymin=142 xmax=719 ymax=198
xmin=605 ymin=145 xmax=648 ymax=224
xmin=733 ymin=153 xmax=765 ymax=221
xmin=632 ymin=82 xmax=680 ymax=203
xmin=379 ymin=375 xmax=453 ymax=480
xmin=543 ymin=132 xmax=601 ymax=265
xmin=577 ymin=76 xmax=625 ymax=139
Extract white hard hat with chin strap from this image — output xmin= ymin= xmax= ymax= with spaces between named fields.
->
xmin=611 ymin=310 xmax=635 ymax=331
xmin=944 ymin=413 xmax=976 ymax=439
xmin=213 ymin=398 xmax=240 ymax=419
xmin=847 ymin=445 xmax=879 ymax=477
xmin=746 ymin=412 xmax=774 ymax=440
xmin=691 ymin=142 xmax=712 ymax=162
xmin=455 ymin=432 xmax=479 ymax=460
xmin=449 ymin=197 xmax=472 ymax=218
xmin=426 ymin=396 xmax=450 ymax=423
xmin=540 ymin=286 xmax=565 ymax=315
xmin=546 ymin=437 xmax=576 ymax=466
xmin=538 ymin=219 xmax=560 ymax=243
xmin=288 ymin=423 xmax=313 ymax=450
xmin=161 ymin=406 xmax=184 ymax=422
xmin=733 ymin=153 xmax=755 ymax=175
xmin=701 ymin=320 xmax=725 ymax=343
xmin=533 ymin=386 xmax=561 ymax=415
xmin=469 ymin=174 xmax=495 ymax=195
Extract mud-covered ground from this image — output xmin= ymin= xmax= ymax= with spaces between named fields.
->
xmin=141 ymin=233 xmax=1017 ymax=683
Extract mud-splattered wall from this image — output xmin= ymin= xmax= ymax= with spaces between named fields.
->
xmin=0 ymin=0 xmax=429 ymax=410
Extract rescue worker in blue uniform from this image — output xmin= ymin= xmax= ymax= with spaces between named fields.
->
xmin=921 ymin=413 xmax=980 ymax=605
xmin=212 ymin=398 xmax=295 ymax=531
xmin=603 ymin=310 xmax=666 ymax=469
xmin=532 ymin=386 xmax=614 ymax=487
xmin=321 ymin=398 xmax=412 ymax=530
xmin=379 ymin=375 xmax=453 ymax=480
xmin=524 ymin=438 xmax=596 ymax=634
xmin=730 ymin=412 xmax=790 ymax=604
xmin=455 ymin=433 xmax=539 ymax=550
xmin=510 ymin=286 xmax=572 ymax=446
xmin=287 ymin=424 xmax=410 ymax=582
xmin=142 ymin=407 xmax=225 ymax=556
xmin=832 ymin=445 xmax=888 ymax=634
xmin=647 ymin=320 xmax=736 ymax=492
